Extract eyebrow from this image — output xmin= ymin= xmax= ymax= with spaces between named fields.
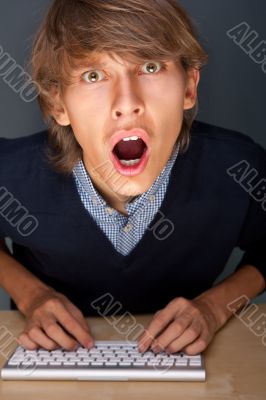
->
xmin=74 ymin=60 xmax=108 ymax=70
xmin=88 ymin=62 xmax=108 ymax=68
xmin=86 ymin=65 xmax=107 ymax=71
xmin=77 ymin=59 xmax=141 ymax=70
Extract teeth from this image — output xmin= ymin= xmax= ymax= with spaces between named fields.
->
xmin=120 ymin=159 xmax=140 ymax=166
xmin=122 ymin=136 xmax=139 ymax=142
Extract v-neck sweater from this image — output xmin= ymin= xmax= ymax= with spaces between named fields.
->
xmin=0 ymin=120 xmax=265 ymax=315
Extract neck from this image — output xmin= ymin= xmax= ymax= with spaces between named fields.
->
xmin=95 ymin=179 xmax=130 ymax=215
xmin=83 ymin=161 xmax=130 ymax=215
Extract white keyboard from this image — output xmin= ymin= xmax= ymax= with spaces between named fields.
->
xmin=1 ymin=341 xmax=206 ymax=381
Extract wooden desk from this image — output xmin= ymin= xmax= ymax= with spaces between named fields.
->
xmin=0 ymin=306 xmax=266 ymax=400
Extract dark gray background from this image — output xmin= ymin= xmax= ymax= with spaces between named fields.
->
xmin=0 ymin=1 xmax=265 ymax=309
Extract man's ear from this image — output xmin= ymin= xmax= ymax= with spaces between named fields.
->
xmin=49 ymin=85 xmax=71 ymax=126
xmin=183 ymin=68 xmax=200 ymax=110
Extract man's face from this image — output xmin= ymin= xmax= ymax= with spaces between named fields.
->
xmin=52 ymin=52 xmax=199 ymax=199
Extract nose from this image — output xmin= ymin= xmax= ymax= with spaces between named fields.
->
xmin=111 ymin=75 xmax=144 ymax=120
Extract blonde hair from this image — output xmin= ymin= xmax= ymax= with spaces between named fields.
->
xmin=29 ymin=0 xmax=208 ymax=174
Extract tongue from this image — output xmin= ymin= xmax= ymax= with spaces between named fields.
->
xmin=114 ymin=139 xmax=146 ymax=160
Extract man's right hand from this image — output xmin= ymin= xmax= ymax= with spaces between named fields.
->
xmin=17 ymin=288 xmax=94 ymax=351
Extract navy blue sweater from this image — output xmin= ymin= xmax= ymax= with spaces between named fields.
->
xmin=0 ymin=121 xmax=265 ymax=315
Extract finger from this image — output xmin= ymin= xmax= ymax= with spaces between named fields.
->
xmin=164 ymin=320 xmax=202 ymax=353
xmin=138 ymin=315 xmax=175 ymax=350
xmin=138 ymin=316 xmax=174 ymax=352
xmin=48 ymin=293 xmax=91 ymax=335
xmin=138 ymin=300 xmax=186 ymax=351
xmin=65 ymin=308 xmax=94 ymax=346
xmin=64 ymin=302 xmax=91 ymax=335
xmin=72 ymin=314 xmax=91 ymax=336
xmin=27 ymin=326 xmax=59 ymax=350
xmin=42 ymin=316 xmax=79 ymax=350
xmin=181 ymin=332 xmax=211 ymax=355
xmin=17 ymin=332 xmax=38 ymax=350
xmin=50 ymin=303 xmax=94 ymax=348
xmin=150 ymin=313 xmax=192 ymax=352
xmin=137 ymin=312 xmax=160 ymax=344
xmin=72 ymin=313 xmax=90 ymax=333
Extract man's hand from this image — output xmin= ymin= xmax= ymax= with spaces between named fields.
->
xmin=137 ymin=297 xmax=219 ymax=355
xmin=17 ymin=288 xmax=94 ymax=351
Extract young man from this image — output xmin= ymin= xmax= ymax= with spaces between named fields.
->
xmin=0 ymin=0 xmax=265 ymax=356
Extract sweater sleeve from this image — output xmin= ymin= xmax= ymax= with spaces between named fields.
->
xmin=0 ymin=139 xmax=7 ymax=240
xmin=0 ymin=204 xmax=7 ymax=239
xmin=0 ymin=227 xmax=6 ymax=240
xmin=0 ymin=217 xmax=6 ymax=240
xmin=235 ymin=144 xmax=266 ymax=295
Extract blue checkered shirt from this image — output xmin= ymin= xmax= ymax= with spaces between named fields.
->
xmin=73 ymin=144 xmax=180 ymax=256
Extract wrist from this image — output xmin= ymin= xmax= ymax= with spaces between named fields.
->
xmin=194 ymin=290 xmax=229 ymax=331
xmin=17 ymin=281 xmax=54 ymax=316
xmin=194 ymin=265 xmax=266 ymax=331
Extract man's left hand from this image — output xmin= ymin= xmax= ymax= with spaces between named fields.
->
xmin=137 ymin=297 xmax=219 ymax=355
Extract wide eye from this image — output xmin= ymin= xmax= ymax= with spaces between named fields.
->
xmin=82 ymin=70 xmax=105 ymax=83
xmin=141 ymin=61 xmax=163 ymax=74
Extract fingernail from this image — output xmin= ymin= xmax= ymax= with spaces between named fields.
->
xmin=151 ymin=344 xmax=159 ymax=353
xmin=86 ymin=340 xmax=94 ymax=349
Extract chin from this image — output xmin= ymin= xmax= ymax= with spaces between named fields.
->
xmin=111 ymin=180 xmax=146 ymax=199
xmin=116 ymin=179 xmax=157 ymax=202
xmin=112 ymin=185 xmax=141 ymax=199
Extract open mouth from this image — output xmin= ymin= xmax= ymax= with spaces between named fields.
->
xmin=111 ymin=130 xmax=150 ymax=176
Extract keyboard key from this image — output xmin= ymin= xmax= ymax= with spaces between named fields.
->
xmin=147 ymin=359 xmax=162 ymax=365
xmin=8 ymin=361 xmax=21 ymax=365
xmin=175 ymin=359 xmax=188 ymax=366
xmin=36 ymin=361 xmax=49 ymax=366
xmin=10 ymin=357 xmax=24 ymax=362
xmin=189 ymin=360 xmax=202 ymax=366
xmin=161 ymin=359 xmax=174 ymax=366
xmin=133 ymin=361 xmax=146 ymax=366
xmin=50 ymin=351 xmax=63 ymax=355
